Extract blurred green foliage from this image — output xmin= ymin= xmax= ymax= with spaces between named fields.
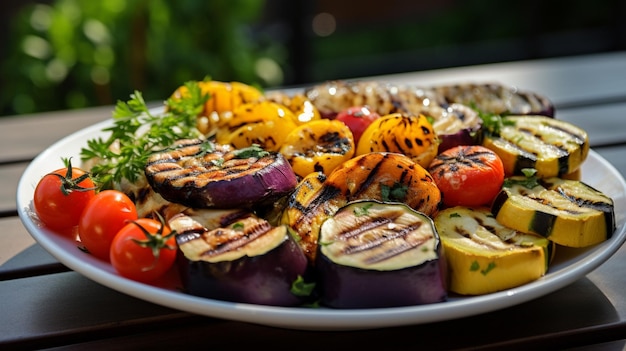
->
xmin=1 ymin=0 xmax=285 ymax=116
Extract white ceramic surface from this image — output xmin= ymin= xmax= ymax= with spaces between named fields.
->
xmin=16 ymin=119 xmax=626 ymax=331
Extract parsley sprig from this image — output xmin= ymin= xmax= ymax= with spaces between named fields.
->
xmin=80 ymin=81 xmax=208 ymax=189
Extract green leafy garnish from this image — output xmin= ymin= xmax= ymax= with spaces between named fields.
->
xmin=80 ymin=81 xmax=208 ymax=189
xmin=503 ymin=168 xmax=540 ymax=189
xmin=233 ymin=144 xmax=270 ymax=159
xmin=470 ymin=102 xmax=514 ymax=137
xmin=353 ymin=202 xmax=374 ymax=217
xmin=290 ymin=275 xmax=316 ymax=297
xmin=381 ymin=182 xmax=409 ymax=202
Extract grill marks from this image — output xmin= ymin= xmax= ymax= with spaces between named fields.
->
xmin=145 ymin=139 xmax=269 ymax=189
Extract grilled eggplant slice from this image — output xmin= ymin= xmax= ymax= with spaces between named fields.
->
xmin=175 ymin=213 xmax=311 ymax=306
xmin=491 ymin=177 xmax=615 ymax=247
xmin=434 ymin=206 xmax=552 ymax=295
xmin=317 ymin=200 xmax=447 ymax=308
xmin=145 ymin=139 xmax=298 ymax=209
xmin=482 ymin=115 xmax=589 ymax=177
xmin=430 ymin=82 xmax=555 ymax=117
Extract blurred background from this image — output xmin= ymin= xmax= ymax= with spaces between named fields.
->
xmin=1 ymin=0 xmax=625 ymax=117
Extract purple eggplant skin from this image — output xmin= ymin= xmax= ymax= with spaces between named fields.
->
xmin=316 ymin=252 xmax=448 ymax=309
xmin=195 ymin=152 xmax=299 ymax=209
xmin=176 ymin=226 xmax=312 ymax=307
xmin=315 ymin=200 xmax=448 ymax=309
xmin=145 ymin=139 xmax=299 ymax=209
xmin=433 ymin=103 xmax=483 ymax=153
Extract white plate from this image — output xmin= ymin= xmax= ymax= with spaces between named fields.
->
xmin=16 ymin=119 xmax=626 ymax=331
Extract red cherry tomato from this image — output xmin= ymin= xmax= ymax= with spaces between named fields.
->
xmin=427 ymin=145 xmax=505 ymax=207
xmin=110 ymin=217 xmax=177 ymax=283
xmin=335 ymin=106 xmax=380 ymax=144
xmin=33 ymin=164 xmax=96 ymax=235
xmin=78 ymin=190 xmax=138 ymax=261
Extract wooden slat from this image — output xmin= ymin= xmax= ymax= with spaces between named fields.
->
xmin=0 ymin=105 xmax=113 ymax=163
xmin=0 ymin=217 xmax=36 ymax=266
xmin=0 ymin=270 xmax=621 ymax=349
xmin=0 ymin=162 xmax=26 ymax=213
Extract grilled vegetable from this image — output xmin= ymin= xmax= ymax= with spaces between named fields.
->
xmin=434 ymin=206 xmax=552 ymax=295
xmin=317 ymin=200 xmax=447 ymax=308
xmin=428 ymin=145 xmax=505 ymax=207
xmin=175 ymin=213 xmax=311 ymax=306
xmin=170 ymin=80 xmax=263 ymax=135
xmin=431 ymin=103 xmax=483 ymax=152
xmin=325 ymin=152 xmax=442 ymax=216
xmin=356 ymin=113 xmax=439 ymax=168
xmin=482 ymin=115 xmax=589 ymax=177
xmin=335 ymin=105 xmax=381 ymax=145
xmin=145 ymin=139 xmax=298 ymax=209
xmin=491 ymin=176 xmax=615 ymax=247
xmin=282 ymin=152 xmax=442 ymax=263
xmin=280 ymin=171 xmax=331 ymax=262
xmin=215 ymin=101 xmax=299 ymax=152
xmin=431 ymin=82 xmax=555 ymax=117
xmin=305 ymin=80 xmax=397 ymax=119
xmin=264 ymin=91 xmax=321 ymax=124
xmin=279 ymin=119 xmax=355 ymax=178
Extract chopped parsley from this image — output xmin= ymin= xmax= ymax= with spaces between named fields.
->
xmin=290 ymin=275 xmax=316 ymax=297
xmin=233 ymin=144 xmax=270 ymax=159
xmin=381 ymin=182 xmax=409 ymax=202
xmin=80 ymin=81 xmax=208 ymax=189
xmin=503 ymin=168 xmax=540 ymax=189
xmin=353 ymin=202 xmax=374 ymax=217
xmin=470 ymin=260 xmax=497 ymax=275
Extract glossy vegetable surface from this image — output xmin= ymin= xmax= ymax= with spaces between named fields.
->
xmin=78 ymin=190 xmax=138 ymax=261
xmin=110 ymin=217 xmax=177 ymax=283
xmin=356 ymin=113 xmax=439 ymax=168
xmin=33 ymin=164 xmax=96 ymax=234
xmin=145 ymin=139 xmax=298 ymax=209
xmin=317 ymin=200 xmax=447 ymax=308
xmin=279 ymin=119 xmax=355 ymax=178
xmin=216 ymin=101 xmax=299 ymax=152
xmin=435 ymin=206 xmax=551 ymax=295
xmin=335 ymin=106 xmax=381 ymax=144
xmin=492 ymin=176 xmax=615 ymax=247
xmin=176 ymin=216 xmax=311 ymax=307
xmin=428 ymin=145 xmax=505 ymax=207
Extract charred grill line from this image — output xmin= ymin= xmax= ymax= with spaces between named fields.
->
xmin=201 ymin=220 xmax=272 ymax=258
xmin=343 ymin=222 xmax=424 ymax=257
xmin=347 ymin=154 xmax=387 ymax=200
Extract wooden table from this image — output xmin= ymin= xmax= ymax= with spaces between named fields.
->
xmin=2 ymin=51 xmax=626 ymax=350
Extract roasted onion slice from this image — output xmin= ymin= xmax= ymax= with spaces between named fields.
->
xmin=145 ymin=139 xmax=298 ymax=209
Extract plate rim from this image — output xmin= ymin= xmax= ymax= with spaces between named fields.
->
xmin=16 ymin=117 xmax=626 ymax=331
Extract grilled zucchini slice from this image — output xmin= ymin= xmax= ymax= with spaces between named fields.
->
xmin=434 ymin=206 xmax=552 ymax=295
xmin=491 ymin=177 xmax=615 ymax=247
xmin=482 ymin=115 xmax=589 ymax=178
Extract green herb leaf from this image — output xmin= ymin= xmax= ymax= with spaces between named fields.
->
xmin=80 ymin=81 xmax=208 ymax=189
xmin=353 ymin=202 xmax=374 ymax=217
xmin=381 ymin=182 xmax=409 ymax=202
xmin=233 ymin=144 xmax=270 ymax=159
xmin=503 ymin=168 xmax=540 ymax=189
xmin=290 ymin=275 xmax=316 ymax=297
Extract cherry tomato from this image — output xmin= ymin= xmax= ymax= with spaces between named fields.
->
xmin=33 ymin=164 xmax=96 ymax=235
xmin=110 ymin=217 xmax=177 ymax=283
xmin=78 ymin=190 xmax=138 ymax=261
xmin=335 ymin=106 xmax=380 ymax=144
xmin=427 ymin=145 xmax=505 ymax=207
